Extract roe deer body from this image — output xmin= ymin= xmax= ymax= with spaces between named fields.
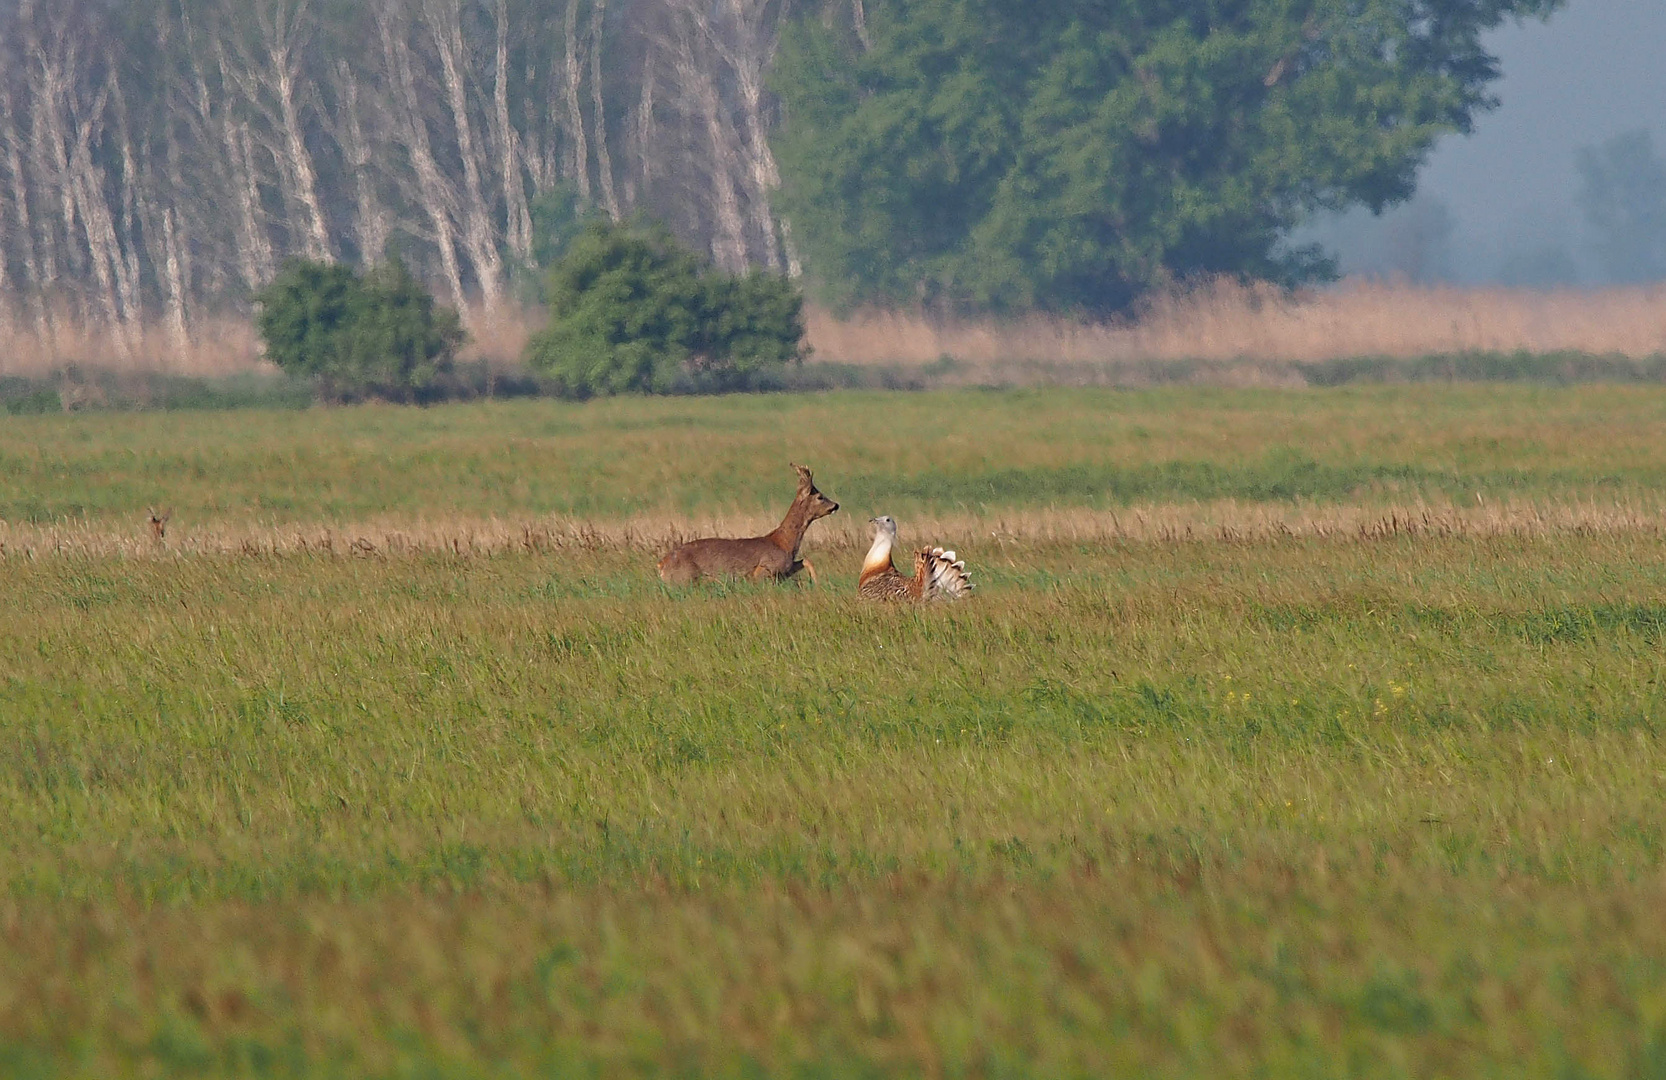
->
xmin=657 ymin=464 xmax=839 ymax=585
xmin=147 ymin=507 xmax=172 ymax=542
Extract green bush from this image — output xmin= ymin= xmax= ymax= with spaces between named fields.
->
xmin=255 ymin=259 xmax=464 ymax=401
xmin=523 ymin=221 xmax=805 ymax=397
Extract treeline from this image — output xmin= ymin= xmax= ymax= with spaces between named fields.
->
xmin=0 ymin=0 xmax=824 ymax=340
xmin=0 ymin=0 xmax=1566 ymax=341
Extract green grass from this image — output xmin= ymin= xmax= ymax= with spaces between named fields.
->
xmin=6 ymin=347 xmax=1666 ymax=420
xmin=2 ymin=388 xmax=1666 ymax=1076
xmin=5 ymin=385 xmax=1666 ymax=527
xmin=0 ymin=371 xmax=316 ymax=416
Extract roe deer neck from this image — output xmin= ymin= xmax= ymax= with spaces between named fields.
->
xmin=767 ymin=493 xmax=819 ymax=558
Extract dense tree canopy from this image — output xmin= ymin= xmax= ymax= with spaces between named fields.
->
xmin=772 ymin=0 xmax=1563 ymax=316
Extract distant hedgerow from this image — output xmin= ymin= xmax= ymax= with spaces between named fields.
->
xmin=523 ymin=220 xmax=806 ymax=398
xmin=255 ymin=258 xmax=464 ymax=401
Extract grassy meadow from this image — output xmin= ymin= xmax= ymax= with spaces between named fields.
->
xmin=3 ymin=386 xmax=1666 ymax=1077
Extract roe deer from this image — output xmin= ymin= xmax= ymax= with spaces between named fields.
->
xmin=657 ymin=463 xmax=839 ymax=585
xmin=147 ymin=507 xmax=172 ymax=542
xmin=857 ymin=515 xmax=974 ymax=601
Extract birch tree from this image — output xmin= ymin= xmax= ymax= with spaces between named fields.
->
xmin=0 ymin=0 xmax=806 ymax=333
xmin=214 ymin=0 xmax=335 ymax=262
xmin=421 ymin=0 xmax=505 ymax=308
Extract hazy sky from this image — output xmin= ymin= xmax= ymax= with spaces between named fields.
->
xmin=1320 ymin=0 xmax=1666 ymax=284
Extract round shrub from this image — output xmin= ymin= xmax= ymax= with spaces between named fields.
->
xmin=255 ymin=259 xmax=464 ymax=401
xmin=523 ymin=221 xmax=805 ymax=397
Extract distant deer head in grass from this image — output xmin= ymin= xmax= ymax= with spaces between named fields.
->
xmin=147 ymin=507 xmax=172 ymax=542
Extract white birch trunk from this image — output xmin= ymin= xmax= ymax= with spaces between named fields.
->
xmin=147 ymin=117 xmax=192 ymax=336
xmin=425 ymin=0 xmax=503 ymax=308
xmin=65 ymin=96 xmax=128 ymax=343
xmin=563 ymin=0 xmax=591 ymax=201
xmin=107 ymin=65 xmax=145 ymax=327
xmin=588 ymin=0 xmax=621 ymax=221
xmin=207 ymin=35 xmax=276 ymax=291
xmin=27 ymin=16 xmax=79 ymax=290
xmin=672 ymin=32 xmax=746 ymax=271
xmin=633 ymin=43 xmax=657 ymax=197
xmin=697 ymin=0 xmax=788 ymax=270
xmin=156 ymin=206 xmax=188 ymax=339
xmin=726 ymin=7 xmax=783 ymax=270
xmin=167 ymin=128 xmax=196 ymax=333
xmin=267 ymin=15 xmax=333 ymax=263
xmin=780 ymin=216 xmax=802 ymax=278
xmin=852 ymin=0 xmax=871 ymax=50
xmin=494 ymin=0 xmax=532 ymax=260
xmin=177 ymin=14 xmax=251 ymax=299
xmin=220 ymin=0 xmax=333 ymax=262
xmin=521 ymin=121 xmax=559 ymax=197
xmin=336 ymin=61 xmax=390 ymax=265
xmin=231 ymin=122 xmax=275 ymax=288
xmin=0 ymin=82 xmax=50 ymax=332
xmin=375 ymin=0 xmax=466 ymax=313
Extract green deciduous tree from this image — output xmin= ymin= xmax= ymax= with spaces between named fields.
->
xmin=523 ymin=221 xmax=805 ymax=397
xmin=772 ymin=0 xmax=1562 ymax=316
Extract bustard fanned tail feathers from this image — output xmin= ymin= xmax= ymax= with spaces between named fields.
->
xmin=922 ymin=546 xmax=973 ymax=599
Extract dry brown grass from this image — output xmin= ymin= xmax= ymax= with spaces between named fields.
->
xmin=6 ymin=281 xmax=1665 ymax=385
xmin=5 ymin=498 xmax=1663 ymax=563
xmin=804 ymin=280 xmax=1666 ymax=373
xmin=0 ymin=308 xmax=267 ymax=378
xmin=457 ymin=299 xmax=543 ymax=365
xmin=0 ymin=299 xmax=539 ymax=378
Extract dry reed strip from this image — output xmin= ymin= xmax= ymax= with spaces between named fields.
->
xmin=5 ymin=282 xmax=1666 ymax=382
xmin=0 ymin=302 xmax=538 ymax=378
xmin=457 ymin=301 xmax=541 ymax=365
xmin=5 ymin=499 xmax=1664 ymax=562
xmin=804 ymin=280 xmax=1666 ymax=371
xmin=0 ymin=311 xmax=267 ymax=378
